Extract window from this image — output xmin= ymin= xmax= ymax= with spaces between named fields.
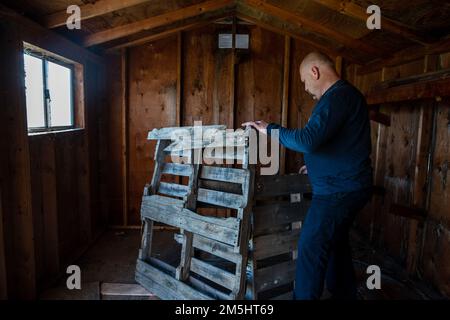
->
xmin=23 ymin=49 xmax=74 ymax=131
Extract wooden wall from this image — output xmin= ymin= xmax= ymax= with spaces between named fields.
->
xmin=347 ymin=52 xmax=450 ymax=297
xmin=0 ymin=6 xmax=107 ymax=298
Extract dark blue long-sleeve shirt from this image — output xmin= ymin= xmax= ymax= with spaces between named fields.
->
xmin=267 ymin=79 xmax=373 ymax=195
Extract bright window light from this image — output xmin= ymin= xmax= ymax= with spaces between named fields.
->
xmin=24 ymin=54 xmax=45 ymax=128
xmin=23 ymin=50 xmax=74 ymax=131
xmin=48 ymin=61 xmax=73 ymax=127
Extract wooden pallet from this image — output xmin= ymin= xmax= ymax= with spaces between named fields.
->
xmin=136 ymin=125 xmax=254 ymax=300
xmin=135 ymin=125 xmax=312 ymax=300
xmin=247 ymin=174 xmax=312 ymax=300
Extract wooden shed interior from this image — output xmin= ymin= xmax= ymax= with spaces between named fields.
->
xmin=0 ymin=0 xmax=449 ymax=300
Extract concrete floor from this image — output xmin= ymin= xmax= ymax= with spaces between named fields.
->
xmin=39 ymin=228 xmax=443 ymax=300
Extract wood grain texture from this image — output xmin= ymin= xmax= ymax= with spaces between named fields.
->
xmin=128 ymin=36 xmax=178 ymax=225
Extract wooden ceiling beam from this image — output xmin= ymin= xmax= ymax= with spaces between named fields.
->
xmin=242 ymin=0 xmax=381 ymax=58
xmin=235 ymin=13 xmax=363 ymax=65
xmin=83 ymin=0 xmax=234 ymax=47
xmin=105 ymin=13 xmax=233 ymax=52
xmin=359 ymin=37 xmax=450 ymax=75
xmin=309 ymin=0 xmax=433 ymax=45
xmin=43 ymin=0 xmax=151 ymax=28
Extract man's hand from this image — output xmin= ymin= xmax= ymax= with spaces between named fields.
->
xmin=299 ymin=165 xmax=308 ymax=175
xmin=242 ymin=120 xmax=269 ymax=134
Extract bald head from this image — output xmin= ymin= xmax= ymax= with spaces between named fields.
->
xmin=300 ymin=52 xmax=335 ymax=73
xmin=299 ymin=51 xmax=340 ymax=100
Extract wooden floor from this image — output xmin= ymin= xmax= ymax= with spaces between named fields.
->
xmin=38 ymin=228 xmax=443 ymax=300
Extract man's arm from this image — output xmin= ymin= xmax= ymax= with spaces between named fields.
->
xmin=266 ymin=96 xmax=348 ymax=153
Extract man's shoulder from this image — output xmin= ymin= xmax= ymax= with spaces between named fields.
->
xmin=328 ymin=80 xmax=366 ymax=103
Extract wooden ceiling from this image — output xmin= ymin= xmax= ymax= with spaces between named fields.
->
xmin=2 ymin=0 xmax=449 ymax=66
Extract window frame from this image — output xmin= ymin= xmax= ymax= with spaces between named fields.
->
xmin=24 ymin=48 xmax=75 ymax=133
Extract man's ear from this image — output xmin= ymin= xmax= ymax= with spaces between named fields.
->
xmin=311 ymin=66 xmax=320 ymax=80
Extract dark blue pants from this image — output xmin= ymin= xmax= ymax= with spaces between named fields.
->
xmin=294 ymin=187 xmax=372 ymax=300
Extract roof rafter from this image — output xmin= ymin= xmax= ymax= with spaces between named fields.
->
xmin=83 ymin=0 xmax=235 ymax=47
xmin=309 ymin=0 xmax=433 ymax=45
xmin=106 ymin=12 xmax=234 ymax=52
xmin=43 ymin=0 xmax=151 ymax=28
xmin=242 ymin=0 xmax=382 ymax=58
xmin=235 ymin=12 xmax=363 ymax=64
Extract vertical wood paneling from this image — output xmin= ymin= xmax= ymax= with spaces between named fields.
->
xmin=0 ymin=21 xmax=36 ymax=299
xmin=128 ymin=36 xmax=178 ymax=225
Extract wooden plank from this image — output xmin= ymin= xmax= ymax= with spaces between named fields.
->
xmin=254 ymin=259 xmax=296 ymax=292
xmin=253 ymin=230 xmax=299 ymax=260
xmin=190 ymin=257 xmax=236 ymax=290
xmin=197 ymin=188 xmax=245 ymax=209
xmin=188 ymin=276 xmax=231 ymax=300
xmin=44 ymin=0 xmax=150 ymax=28
xmin=139 ymin=218 xmax=153 ymax=261
xmin=270 ymin=291 xmax=294 ymax=300
xmin=280 ymin=35 xmax=290 ymax=175
xmin=253 ymin=201 xmax=309 ymax=235
xmin=127 ymin=35 xmax=178 ymax=225
xmin=141 ymin=195 xmax=240 ymax=246
xmin=374 ymin=69 xmax=450 ymax=90
xmin=83 ymin=0 xmax=234 ymax=46
xmin=366 ymin=77 xmax=450 ymax=105
xmin=136 ymin=259 xmax=212 ymax=300
xmin=148 ymin=125 xmax=226 ymax=140
xmin=235 ymin=13 xmax=358 ymax=64
xmin=0 ymin=21 xmax=36 ymax=299
xmin=40 ymin=136 xmax=60 ymax=279
xmin=199 ymin=179 xmax=243 ymax=195
xmin=121 ymin=48 xmax=129 ymax=226
xmin=106 ymin=13 xmax=232 ymax=51
xmin=229 ymin=16 xmax=237 ymax=129
xmin=162 ymin=163 xmax=192 ymax=177
xmin=101 ymin=282 xmax=155 ymax=297
xmin=0 ymin=188 xmax=7 ymax=299
xmin=200 ymin=165 xmax=248 ymax=184
xmin=192 ymin=234 xmax=241 ymax=263
xmin=176 ymin=152 xmax=199 ymax=281
xmin=176 ymin=31 xmax=183 ymax=127
xmin=309 ymin=0 xmax=431 ymax=45
xmin=359 ymin=38 xmax=450 ymax=75
xmin=389 ymin=203 xmax=426 ymax=221
xmin=243 ymin=0 xmax=380 ymax=57
xmin=158 ymin=182 xmax=190 ymax=198
xmin=255 ymin=174 xmax=312 ymax=198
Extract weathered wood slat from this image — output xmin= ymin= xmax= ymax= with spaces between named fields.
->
xmin=253 ymin=201 xmax=309 ymax=235
xmin=254 ymin=260 xmax=296 ymax=292
xmin=192 ymin=234 xmax=241 ymax=263
xmin=158 ymin=182 xmax=189 ymax=198
xmin=162 ymin=163 xmax=192 ymax=177
xmin=269 ymin=291 xmax=294 ymax=300
xmin=197 ymin=188 xmax=245 ymax=209
xmin=253 ymin=230 xmax=300 ymax=260
xmin=255 ymin=174 xmax=312 ymax=198
xmin=135 ymin=259 xmax=212 ymax=300
xmin=188 ymin=276 xmax=231 ymax=300
xmin=200 ymin=165 xmax=248 ymax=184
xmin=198 ymin=179 xmax=243 ymax=195
xmin=148 ymin=125 xmax=226 ymax=140
xmin=141 ymin=195 xmax=240 ymax=246
xmin=100 ymin=283 xmax=154 ymax=297
xmin=190 ymin=257 xmax=236 ymax=291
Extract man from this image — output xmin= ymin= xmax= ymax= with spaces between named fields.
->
xmin=243 ymin=52 xmax=373 ymax=300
